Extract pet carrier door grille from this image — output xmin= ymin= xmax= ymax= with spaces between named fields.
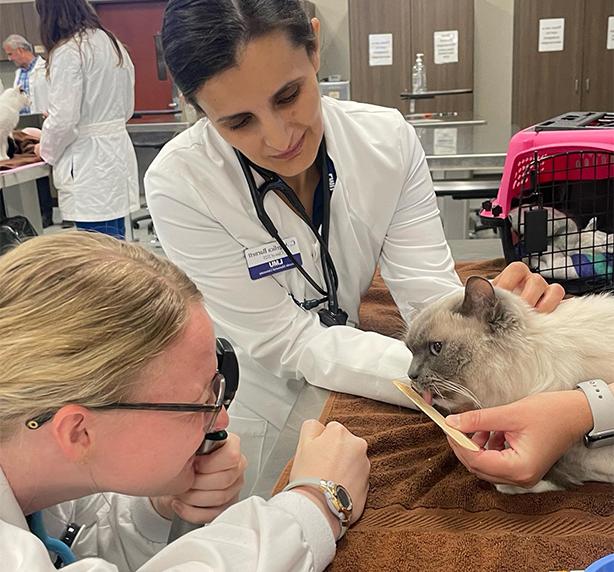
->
xmin=506 ymin=150 xmax=614 ymax=294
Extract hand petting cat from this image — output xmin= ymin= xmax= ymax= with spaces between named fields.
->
xmin=445 ymin=390 xmax=595 ymax=488
xmin=492 ymin=261 xmax=565 ymax=313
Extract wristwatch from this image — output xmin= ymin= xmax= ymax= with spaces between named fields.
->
xmin=576 ymin=379 xmax=614 ymax=448
xmin=282 ymin=478 xmax=353 ymax=540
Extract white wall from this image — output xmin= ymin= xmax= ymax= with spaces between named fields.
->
xmin=473 ymin=0 xmax=514 ymax=151
xmin=313 ymin=0 xmax=350 ymax=81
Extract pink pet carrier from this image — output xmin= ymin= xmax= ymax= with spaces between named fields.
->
xmin=480 ymin=111 xmax=614 ymax=294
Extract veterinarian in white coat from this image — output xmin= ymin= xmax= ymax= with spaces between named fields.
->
xmin=11 ymin=55 xmax=48 ymax=114
xmin=146 ymin=0 xmax=564 ymax=496
xmin=2 ymin=34 xmax=48 ymax=114
xmin=38 ymin=0 xmax=138 ymax=238
xmin=0 ymin=232 xmax=369 ymax=571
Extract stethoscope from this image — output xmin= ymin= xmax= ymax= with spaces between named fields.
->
xmin=235 ymin=138 xmax=348 ymax=327
xmin=27 ymin=511 xmax=81 ymax=568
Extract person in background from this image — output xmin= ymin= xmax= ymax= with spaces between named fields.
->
xmin=2 ymin=34 xmax=48 ymax=115
xmin=34 ymin=0 xmax=139 ymax=239
xmin=0 ymin=232 xmax=369 ymax=571
xmin=2 ymin=34 xmax=54 ymax=227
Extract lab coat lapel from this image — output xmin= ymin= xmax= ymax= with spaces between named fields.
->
xmin=0 ymin=466 xmax=29 ymax=531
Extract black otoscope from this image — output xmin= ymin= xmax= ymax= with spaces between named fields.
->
xmin=167 ymin=338 xmax=239 ymax=543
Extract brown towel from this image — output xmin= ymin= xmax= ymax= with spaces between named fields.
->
xmin=0 ymin=131 xmax=41 ymax=171
xmin=358 ymin=259 xmax=506 ymax=338
xmin=275 ymin=260 xmax=614 ymax=571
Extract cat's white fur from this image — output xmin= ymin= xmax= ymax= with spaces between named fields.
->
xmin=405 ymin=281 xmax=614 ymax=494
xmin=0 ymin=88 xmax=30 ymax=161
xmin=482 ymin=290 xmax=614 ymax=493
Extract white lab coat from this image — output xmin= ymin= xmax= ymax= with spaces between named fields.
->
xmin=40 ymin=29 xmax=139 ymax=222
xmin=145 ymin=97 xmax=463 ymax=493
xmin=0 ymin=467 xmax=335 ymax=571
xmin=12 ymin=55 xmax=49 ymax=114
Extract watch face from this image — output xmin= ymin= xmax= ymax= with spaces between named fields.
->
xmin=335 ymin=485 xmax=352 ymax=509
xmin=585 ymin=431 xmax=614 ymax=448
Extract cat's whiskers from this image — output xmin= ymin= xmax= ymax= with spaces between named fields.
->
xmin=430 ymin=384 xmax=446 ymax=401
xmin=430 ymin=375 xmax=483 ymax=410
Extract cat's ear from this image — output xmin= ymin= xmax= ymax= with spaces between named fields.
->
xmin=459 ymin=276 xmax=497 ymax=321
xmin=460 ymin=276 xmax=518 ymax=332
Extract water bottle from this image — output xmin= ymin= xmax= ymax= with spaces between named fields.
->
xmin=411 ymin=53 xmax=427 ymax=94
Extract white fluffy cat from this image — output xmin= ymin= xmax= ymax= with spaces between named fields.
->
xmin=405 ymin=275 xmax=614 ymax=494
xmin=0 ymin=88 xmax=30 ymax=161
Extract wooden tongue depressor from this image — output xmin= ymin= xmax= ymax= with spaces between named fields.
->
xmin=392 ymin=380 xmax=480 ymax=452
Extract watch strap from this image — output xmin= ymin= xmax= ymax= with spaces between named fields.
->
xmin=282 ymin=478 xmax=351 ymax=540
xmin=576 ymin=379 xmax=614 ymax=448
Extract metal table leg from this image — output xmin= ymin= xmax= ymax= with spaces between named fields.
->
xmin=3 ymin=180 xmax=43 ymax=235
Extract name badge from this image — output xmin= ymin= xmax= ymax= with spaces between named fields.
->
xmin=244 ymin=237 xmax=302 ymax=280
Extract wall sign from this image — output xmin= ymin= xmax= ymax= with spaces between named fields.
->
xmin=369 ymin=33 xmax=393 ymax=66
xmin=434 ymin=30 xmax=459 ymax=64
xmin=538 ymin=18 xmax=565 ymax=52
xmin=433 ymin=128 xmax=458 ymax=155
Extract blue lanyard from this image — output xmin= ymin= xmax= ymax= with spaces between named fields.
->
xmin=312 ymin=156 xmax=337 ymax=230
xmin=28 ymin=511 xmax=77 ymax=568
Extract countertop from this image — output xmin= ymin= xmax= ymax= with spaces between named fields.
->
xmin=416 ymin=124 xmax=507 ymax=172
xmin=125 ymin=119 xmax=508 ymax=172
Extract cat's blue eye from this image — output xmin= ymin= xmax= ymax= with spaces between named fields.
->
xmin=429 ymin=341 xmax=443 ymax=356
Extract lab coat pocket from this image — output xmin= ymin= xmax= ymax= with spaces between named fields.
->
xmin=227 ymin=402 xmax=268 ymax=499
xmin=53 ymin=153 xmax=74 ymax=189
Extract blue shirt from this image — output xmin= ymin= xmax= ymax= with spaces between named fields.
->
xmin=16 ymin=56 xmax=39 ymax=114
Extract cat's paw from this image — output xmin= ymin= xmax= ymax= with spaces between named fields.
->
xmin=495 ymin=480 xmax=564 ymax=495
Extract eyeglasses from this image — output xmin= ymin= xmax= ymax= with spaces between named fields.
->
xmin=25 ymin=372 xmax=226 ymax=432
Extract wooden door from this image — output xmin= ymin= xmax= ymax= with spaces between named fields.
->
xmin=95 ymin=1 xmax=174 ymax=118
xmin=348 ymin=0 xmax=411 ymax=113
xmin=512 ymin=0 xmax=585 ymax=130
xmin=581 ymin=0 xmax=614 ymax=111
xmin=410 ymin=0 xmax=474 ymax=113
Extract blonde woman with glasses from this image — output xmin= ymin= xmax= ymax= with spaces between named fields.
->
xmin=0 ymin=232 xmax=369 ymax=571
